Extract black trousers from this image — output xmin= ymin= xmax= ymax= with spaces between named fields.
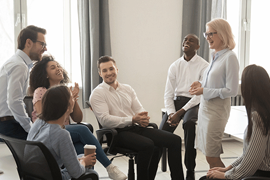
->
xmin=160 ymin=96 xmax=199 ymax=172
xmin=0 ymin=119 xmax=28 ymax=142
xmin=199 ymin=169 xmax=270 ymax=180
xmin=116 ymin=125 xmax=184 ymax=180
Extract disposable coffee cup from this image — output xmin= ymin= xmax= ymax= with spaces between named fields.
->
xmin=84 ymin=145 xmax=96 ymax=156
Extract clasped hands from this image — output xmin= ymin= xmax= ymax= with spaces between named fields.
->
xmin=167 ymin=109 xmax=185 ymax=127
xmin=206 ymin=167 xmax=228 ymax=179
xmin=189 ymin=81 xmax=203 ymax=96
xmin=132 ymin=111 xmax=150 ymax=127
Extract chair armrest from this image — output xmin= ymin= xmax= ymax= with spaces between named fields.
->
xmin=147 ymin=123 xmax=158 ymax=129
xmin=242 ymin=177 xmax=270 ymax=180
xmin=96 ymin=128 xmax=118 ymax=155
xmin=72 ymin=171 xmax=99 ymax=180
xmin=77 ymin=122 xmax=94 ymax=133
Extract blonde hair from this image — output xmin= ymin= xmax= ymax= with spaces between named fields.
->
xmin=206 ymin=18 xmax=235 ymax=50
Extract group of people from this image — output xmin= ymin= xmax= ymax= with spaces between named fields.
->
xmin=0 ymin=17 xmax=270 ymax=180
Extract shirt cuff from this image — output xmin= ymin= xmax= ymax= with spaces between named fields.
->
xmin=125 ymin=116 xmax=133 ymax=126
xmin=224 ymin=169 xmax=234 ymax=179
xmin=166 ymin=108 xmax=176 ymax=115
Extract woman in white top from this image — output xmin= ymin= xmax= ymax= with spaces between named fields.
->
xmin=190 ymin=18 xmax=239 ymax=168
xmin=200 ymin=65 xmax=270 ymax=179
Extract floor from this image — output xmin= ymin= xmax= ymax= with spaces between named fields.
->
xmin=0 ymin=139 xmax=243 ymax=180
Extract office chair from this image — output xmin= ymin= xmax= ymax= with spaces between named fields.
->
xmin=23 ymin=96 xmax=94 ymax=133
xmin=0 ymin=134 xmax=98 ymax=180
xmin=85 ymin=101 xmax=158 ymax=180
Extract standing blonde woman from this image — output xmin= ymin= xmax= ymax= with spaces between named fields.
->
xmin=189 ymin=18 xmax=239 ymax=168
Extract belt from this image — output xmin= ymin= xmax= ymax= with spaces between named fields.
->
xmin=174 ymin=96 xmax=191 ymax=101
xmin=0 ymin=116 xmax=15 ymax=122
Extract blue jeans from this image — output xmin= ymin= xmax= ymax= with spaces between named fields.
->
xmin=66 ymin=124 xmax=111 ymax=168
xmin=0 ymin=119 xmax=28 ymax=141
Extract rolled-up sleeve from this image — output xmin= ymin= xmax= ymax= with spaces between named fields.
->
xmin=7 ymin=64 xmax=31 ymax=132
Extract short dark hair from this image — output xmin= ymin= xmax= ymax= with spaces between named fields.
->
xmin=185 ymin=34 xmax=200 ymax=46
xmin=17 ymin=25 xmax=46 ymax=50
xmin=29 ymin=55 xmax=69 ymax=94
xmin=97 ymin=56 xmax=116 ymax=72
xmin=39 ymin=85 xmax=70 ymax=121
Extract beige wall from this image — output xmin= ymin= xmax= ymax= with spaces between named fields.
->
xmin=81 ymin=0 xmax=184 ymax=137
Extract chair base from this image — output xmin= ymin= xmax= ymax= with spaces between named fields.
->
xmin=128 ymin=154 xmax=135 ymax=180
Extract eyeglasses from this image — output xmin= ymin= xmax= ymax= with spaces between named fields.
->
xmin=203 ymin=32 xmax=217 ymax=39
xmin=34 ymin=40 xmax=47 ymax=49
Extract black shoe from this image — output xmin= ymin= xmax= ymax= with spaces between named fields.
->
xmin=186 ymin=170 xmax=195 ymax=180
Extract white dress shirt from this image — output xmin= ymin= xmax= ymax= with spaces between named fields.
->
xmin=90 ymin=82 xmax=145 ymax=129
xmin=164 ymin=54 xmax=209 ymax=115
xmin=0 ymin=50 xmax=33 ymax=132
xmin=202 ymin=48 xmax=239 ymax=100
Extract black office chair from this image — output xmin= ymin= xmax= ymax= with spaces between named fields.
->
xmin=85 ymin=101 xmax=158 ymax=180
xmin=0 ymin=134 xmax=98 ymax=180
xmin=23 ymin=96 xmax=94 ymax=133
xmin=242 ymin=177 xmax=270 ymax=180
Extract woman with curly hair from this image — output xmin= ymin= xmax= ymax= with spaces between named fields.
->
xmin=29 ymin=55 xmax=127 ymax=180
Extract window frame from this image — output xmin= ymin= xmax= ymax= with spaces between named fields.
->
xmin=10 ymin=0 xmax=75 ymax=83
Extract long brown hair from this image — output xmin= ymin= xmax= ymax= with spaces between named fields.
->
xmin=241 ymin=64 xmax=270 ymax=141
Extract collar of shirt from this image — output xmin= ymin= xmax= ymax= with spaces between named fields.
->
xmin=101 ymin=81 xmax=121 ymax=91
xmin=211 ymin=48 xmax=229 ymax=62
xmin=181 ymin=54 xmax=198 ymax=63
xmin=16 ymin=49 xmax=33 ymax=69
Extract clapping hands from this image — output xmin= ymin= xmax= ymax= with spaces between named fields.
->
xmin=69 ymin=82 xmax=79 ymax=101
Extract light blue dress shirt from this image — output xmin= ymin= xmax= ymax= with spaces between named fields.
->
xmin=0 ymin=50 xmax=33 ymax=132
xmin=201 ymin=48 xmax=239 ymax=100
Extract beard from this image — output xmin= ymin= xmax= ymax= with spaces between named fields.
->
xmin=29 ymin=50 xmax=42 ymax=62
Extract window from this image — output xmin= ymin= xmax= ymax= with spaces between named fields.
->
xmin=227 ymin=0 xmax=270 ymax=75
xmin=0 ymin=0 xmax=81 ymax=85
xmin=0 ymin=1 xmax=15 ymax=64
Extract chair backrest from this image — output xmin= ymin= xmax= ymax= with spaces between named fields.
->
xmin=85 ymin=101 xmax=103 ymax=129
xmin=0 ymin=134 xmax=62 ymax=180
xmin=23 ymin=96 xmax=34 ymax=120
xmin=85 ymin=101 xmax=112 ymax=148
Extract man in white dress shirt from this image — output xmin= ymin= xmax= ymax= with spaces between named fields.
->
xmin=160 ymin=34 xmax=209 ymax=180
xmin=90 ymin=56 xmax=184 ymax=180
xmin=0 ymin=25 xmax=47 ymax=140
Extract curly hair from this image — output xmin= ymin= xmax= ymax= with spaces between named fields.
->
xmin=29 ymin=55 xmax=69 ymax=95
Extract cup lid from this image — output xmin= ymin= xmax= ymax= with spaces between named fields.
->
xmin=84 ymin=144 xmax=96 ymax=149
